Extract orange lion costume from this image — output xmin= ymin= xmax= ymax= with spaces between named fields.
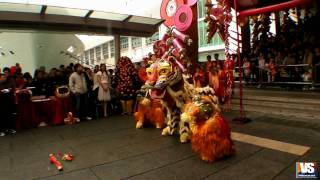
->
xmin=181 ymin=95 xmax=235 ymax=162
xmin=134 ymin=56 xmax=166 ymax=129
xmin=134 ymin=97 xmax=165 ymax=129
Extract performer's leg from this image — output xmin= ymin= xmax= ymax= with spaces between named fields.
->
xmin=127 ymin=99 xmax=133 ymax=114
xmin=103 ymin=101 xmax=108 ymax=117
xmin=161 ymin=103 xmax=179 ymax=136
xmin=121 ymin=100 xmax=126 ymax=115
xmin=179 ymin=117 xmax=191 ymax=143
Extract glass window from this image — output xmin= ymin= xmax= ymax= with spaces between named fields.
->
xmin=198 ymin=21 xmax=205 ymax=47
xmin=146 ymin=32 xmax=159 ymax=45
xmin=85 ymin=51 xmax=89 ymax=60
xmin=102 ymin=43 xmax=109 ymax=59
xmin=110 ymin=40 xmax=115 ymax=58
xmin=120 ymin=36 xmax=128 ymax=50
xmin=0 ymin=3 xmax=42 ymax=13
xmin=89 ymin=49 xmax=95 ymax=64
xmin=197 ymin=0 xmax=204 ymax=19
xmin=85 ymin=51 xmax=89 ymax=65
xmin=46 ymin=6 xmax=88 ymax=17
xmin=95 ymin=46 xmax=101 ymax=63
xmin=128 ymin=16 xmax=163 ymax=25
xmin=91 ymin=11 xmax=128 ymax=21
xmin=132 ymin=37 xmax=142 ymax=48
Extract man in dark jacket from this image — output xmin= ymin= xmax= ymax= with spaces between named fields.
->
xmin=0 ymin=67 xmax=16 ymax=136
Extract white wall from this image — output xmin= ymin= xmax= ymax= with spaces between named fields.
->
xmin=0 ymin=32 xmax=84 ymax=74
xmin=0 ymin=32 xmax=37 ymax=73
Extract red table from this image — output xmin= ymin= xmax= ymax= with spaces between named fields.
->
xmin=16 ymin=95 xmax=74 ymax=129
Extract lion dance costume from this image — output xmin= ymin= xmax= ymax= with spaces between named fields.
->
xmin=181 ymin=96 xmax=234 ymax=162
xmin=133 ymin=0 xmax=235 ymax=162
xmin=134 ymin=57 xmax=166 ymax=129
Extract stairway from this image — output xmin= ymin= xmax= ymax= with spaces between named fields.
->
xmin=231 ymin=88 xmax=320 ymax=125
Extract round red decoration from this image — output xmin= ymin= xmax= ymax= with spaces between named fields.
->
xmin=160 ymin=0 xmax=184 ymax=27
xmin=174 ymin=5 xmax=193 ymax=32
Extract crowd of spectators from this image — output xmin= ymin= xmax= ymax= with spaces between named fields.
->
xmin=0 ymin=61 xmax=140 ymax=136
xmin=240 ymin=11 xmax=320 ymax=89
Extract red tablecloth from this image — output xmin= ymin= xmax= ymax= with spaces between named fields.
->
xmin=16 ymin=96 xmax=74 ymax=129
xmin=52 ymin=97 xmax=74 ymax=125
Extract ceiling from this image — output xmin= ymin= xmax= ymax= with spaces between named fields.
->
xmin=0 ymin=2 xmax=164 ymax=37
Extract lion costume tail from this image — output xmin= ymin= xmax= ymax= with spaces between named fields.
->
xmin=191 ymin=113 xmax=235 ymax=162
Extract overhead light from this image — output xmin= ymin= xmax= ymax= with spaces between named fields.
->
xmin=67 ymin=46 xmax=75 ymax=53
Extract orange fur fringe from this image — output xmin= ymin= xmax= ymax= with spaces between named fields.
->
xmin=191 ymin=113 xmax=235 ymax=162
xmin=134 ymin=99 xmax=165 ymax=128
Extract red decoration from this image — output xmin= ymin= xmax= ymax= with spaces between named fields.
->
xmin=62 ymin=154 xmax=74 ymax=161
xmin=186 ymin=0 xmax=198 ymax=6
xmin=49 ymin=154 xmax=63 ymax=171
xmin=160 ymin=0 xmax=184 ymax=27
xmin=238 ymin=0 xmax=311 ymax=17
xmin=115 ymin=56 xmax=139 ymax=97
xmin=174 ymin=5 xmax=193 ymax=32
xmin=172 ymin=28 xmax=193 ymax=46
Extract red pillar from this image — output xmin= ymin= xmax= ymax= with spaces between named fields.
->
xmin=114 ymin=35 xmax=120 ymax=64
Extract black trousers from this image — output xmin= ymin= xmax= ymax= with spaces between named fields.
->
xmin=73 ymin=93 xmax=89 ymax=120
xmin=0 ymin=92 xmax=16 ymax=131
xmin=88 ymin=89 xmax=98 ymax=118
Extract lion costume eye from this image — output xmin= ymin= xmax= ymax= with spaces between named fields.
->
xmin=146 ymin=68 xmax=153 ymax=75
xmin=159 ymin=68 xmax=169 ymax=75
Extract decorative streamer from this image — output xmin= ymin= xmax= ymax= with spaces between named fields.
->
xmin=222 ymin=0 xmax=233 ymax=112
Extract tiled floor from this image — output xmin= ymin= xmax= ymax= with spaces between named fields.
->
xmin=0 ymin=113 xmax=319 ymax=180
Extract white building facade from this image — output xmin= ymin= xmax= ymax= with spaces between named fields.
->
xmin=80 ymin=0 xmax=226 ymax=67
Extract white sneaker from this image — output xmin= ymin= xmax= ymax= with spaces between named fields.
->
xmin=0 ymin=132 xmax=5 ymax=137
xmin=86 ymin=117 xmax=92 ymax=121
xmin=6 ymin=129 xmax=16 ymax=134
xmin=38 ymin=122 xmax=47 ymax=127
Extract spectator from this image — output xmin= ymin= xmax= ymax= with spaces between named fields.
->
xmin=0 ymin=67 xmax=16 ymax=136
xmin=31 ymin=70 xmax=49 ymax=96
xmin=206 ymin=55 xmax=212 ymax=72
xmin=69 ymin=64 xmax=91 ymax=121
xmin=14 ymin=67 xmax=24 ymax=89
xmin=313 ymin=47 xmax=320 ymax=83
xmin=84 ymin=67 xmax=95 ymax=118
xmin=23 ymin=72 xmax=33 ymax=88
xmin=258 ymin=53 xmax=266 ymax=87
xmin=93 ymin=65 xmax=100 ymax=74
xmin=303 ymin=47 xmax=314 ymax=72
xmin=243 ymin=57 xmax=251 ymax=83
xmin=96 ymin=64 xmax=111 ymax=118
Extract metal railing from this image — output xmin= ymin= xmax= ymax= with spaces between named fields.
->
xmin=234 ymin=63 xmax=320 ymax=86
